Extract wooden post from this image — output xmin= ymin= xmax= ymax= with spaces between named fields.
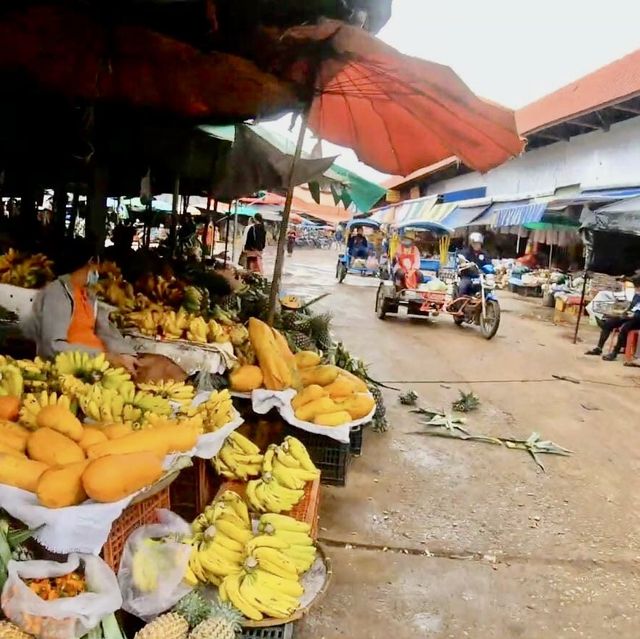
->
xmin=169 ymin=174 xmax=180 ymax=253
xmin=267 ymin=111 xmax=309 ymax=325
xmin=572 ymin=270 xmax=589 ymax=344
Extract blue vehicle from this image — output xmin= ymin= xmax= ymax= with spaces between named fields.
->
xmin=336 ymin=218 xmax=384 ymax=283
xmin=374 ymin=220 xmax=501 ymax=339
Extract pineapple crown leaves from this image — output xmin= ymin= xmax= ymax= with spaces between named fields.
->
xmin=399 ymin=390 xmax=418 ymax=406
xmin=452 ymin=390 xmax=481 ymax=413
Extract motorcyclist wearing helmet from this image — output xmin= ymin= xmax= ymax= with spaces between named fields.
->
xmin=459 ymin=232 xmax=490 ymax=296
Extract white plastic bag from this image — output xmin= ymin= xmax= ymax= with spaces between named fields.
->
xmin=117 ymin=509 xmax=193 ymax=621
xmin=1 ymin=554 xmax=122 ymax=639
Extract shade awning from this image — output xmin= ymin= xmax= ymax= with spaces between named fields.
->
xmin=441 ymin=205 xmax=490 ymax=228
xmin=494 ymin=202 xmax=546 ymax=228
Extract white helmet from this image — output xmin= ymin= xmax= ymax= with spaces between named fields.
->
xmin=469 ymin=232 xmax=484 ymax=245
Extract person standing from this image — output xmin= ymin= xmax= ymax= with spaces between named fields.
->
xmin=243 ymin=213 xmax=266 ymax=273
xmin=586 ymin=275 xmax=640 ymax=360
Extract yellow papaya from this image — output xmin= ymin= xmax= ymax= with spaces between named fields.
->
xmin=294 ymin=351 xmax=321 ymax=369
xmin=271 ymin=328 xmax=298 ymax=368
xmin=82 ymin=452 xmax=164 ymax=502
xmin=0 ymin=454 xmax=49 ymax=492
xmin=0 ymin=441 xmax=27 ymax=457
xmin=313 ymin=411 xmax=353 ymax=427
xmin=0 ymin=421 xmax=30 ymax=452
xmin=294 ymin=397 xmax=338 ymax=423
xmin=249 ymin=318 xmax=292 ymax=390
xmin=35 ymin=405 xmax=83 ymax=442
xmin=36 ymin=460 xmax=90 ymax=508
xmin=336 ymin=394 xmax=376 ymax=420
xmin=27 ymin=428 xmax=85 ymax=466
xmin=155 ymin=422 xmax=199 ymax=454
xmin=291 ymin=385 xmax=327 ymax=411
xmin=323 ymin=375 xmax=357 ymax=399
xmin=78 ymin=427 xmax=108 ymax=451
xmin=86 ymin=429 xmax=169 ymax=460
xmin=229 ymin=365 xmax=264 ymax=392
xmin=299 ymin=365 xmax=340 ymax=388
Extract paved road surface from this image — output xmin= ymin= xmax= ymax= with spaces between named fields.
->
xmin=269 ymin=248 xmax=640 ymax=639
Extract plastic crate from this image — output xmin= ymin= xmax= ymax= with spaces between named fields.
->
xmin=350 ymin=425 xmax=363 ymax=457
xmin=242 ymin=624 xmax=293 ymax=639
xmin=101 ymin=486 xmax=170 ymax=571
xmin=170 ymin=458 xmax=221 ymax=522
xmin=217 ymin=475 xmax=321 ymax=540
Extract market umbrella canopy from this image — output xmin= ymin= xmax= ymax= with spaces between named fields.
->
xmin=280 ymin=21 xmax=524 ymax=176
xmin=0 ymin=5 xmax=299 ymax=120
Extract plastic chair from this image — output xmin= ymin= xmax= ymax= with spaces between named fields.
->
xmin=609 ymin=328 xmax=640 ymax=362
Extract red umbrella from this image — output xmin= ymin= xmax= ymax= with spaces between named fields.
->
xmin=0 ymin=5 xmax=298 ymax=120
xmin=281 ymin=21 xmax=524 ymax=176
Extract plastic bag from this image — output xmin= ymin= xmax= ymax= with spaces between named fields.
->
xmin=118 ymin=509 xmax=193 ymax=621
xmin=1 ymin=554 xmax=122 ymax=639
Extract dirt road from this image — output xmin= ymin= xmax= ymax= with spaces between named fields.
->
xmin=272 ymin=248 xmax=640 ymax=639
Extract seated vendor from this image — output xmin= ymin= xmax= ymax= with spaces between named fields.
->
xmin=347 ymin=227 xmax=369 ymax=259
xmin=30 ymin=240 xmax=138 ymax=373
xmin=393 ymin=236 xmax=424 ymax=289
xmin=586 ymin=275 xmax=640 ymax=361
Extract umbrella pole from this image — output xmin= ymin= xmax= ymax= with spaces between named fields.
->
xmin=573 ymin=270 xmax=589 ymax=344
xmin=223 ymin=206 xmax=231 ymax=268
xmin=170 ymin=174 xmax=180 ymax=254
xmin=267 ymin=111 xmax=309 ymax=325
xmin=231 ymin=201 xmax=239 ymax=262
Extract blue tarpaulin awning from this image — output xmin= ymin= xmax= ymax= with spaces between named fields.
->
xmin=441 ymin=205 xmax=490 ymax=228
xmin=494 ymin=202 xmax=546 ymax=228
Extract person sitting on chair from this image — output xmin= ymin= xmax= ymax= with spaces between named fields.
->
xmin=586 ymin=275 xmax=640 ymax=361
xmin=459 ymin=232 xmax=490 ymax=296
xmin=393 ymin=236 xmax=423 ymax=290
xmin=347 ymin=227 xmax=369 ymax=259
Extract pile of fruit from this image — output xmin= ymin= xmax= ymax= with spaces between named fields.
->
xmin=119 ymin=308 xmax=248 ymax=347
xmin=212 ymin=432 xmax=263 ymax=480
xmin=25 ymin=571 xmax=86 ymax=600
xmin=0 ymin=249 xmax=55 ymax=289
xmin=182 ymin=491 xmax=317 ymax=622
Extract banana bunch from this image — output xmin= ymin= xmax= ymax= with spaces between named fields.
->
xmin=140 ymin=412 xmax=204 ymax=433
xmin=0 ymin=249 xmax=55 ymax=288
xmin=257 ymin=514 xmax=316 ymax=574
xmin=244 ymin=437 xmax=319 ymax=513
xmin=123 ymin=309 xmax=164 ymax=336
xmin=159 ymin=309 xmax=190 ymax=340
xmin=16 ymin=357 xmax=51 ymax=394
xmin=93 ymin=277 xmax=136 ymax=311
xmin=220 ymin=542 xmax=304 ymax=621
xmin=187 ymin=317 xmax=208 ymax=344
xmin=19 ymin=391 xmax=74 ymax=428
xmin=212 ymin=432 xmax=264 ymax=480
xmin=186 ymin=491 xmax=252 ymax=587
xmin=183 ymin=390 xmax=234 ymax=432
xmin=263 ymin=438 xmax=320 ymax=490
xmin=0 ymin=363 xmax=23 ymax=397
xmin=130 ymin=389 xmax=172 ymax=416
xmin=76 ymin=385 xmax=144 ymax=424
xmin=182 ymin=286 xmax=204 ymax=313
xmin=228 ymin=324 xmax=250 ymax=347
xmin=55 ymin=351 xmax=110 ymax=378
xmin=207 ymin=319 xmax=230 ymax=344
xmin=137 ymin=379 xmax=195 ymax=406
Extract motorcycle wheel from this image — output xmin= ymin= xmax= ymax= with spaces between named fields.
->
xmin=454 ymin=316 xmax=465 ymax=326
xmin=376 ymin=284 xmax=390 ymax=320
xmin=480 ymin=299 xmax=501 ymax=340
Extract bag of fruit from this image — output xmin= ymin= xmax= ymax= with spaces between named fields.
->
xmin=118 ymin=509 xmax=192 ymax=621
xmin=1 ymin=553 xmax=122 ymax=639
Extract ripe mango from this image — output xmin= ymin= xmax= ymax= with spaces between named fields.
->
xmin=336 ymin=394 xmax=376 ymax=420
xmin=294 ymin=397 xmax=338 ymax=423
xmin=299 ymin=365 xmax=340 ymax=388
xmin=313 ymin=411 xmax=353 ymax=427
xmin=294 ymin=351 xmax=321 ymax=369
xmin=36 ymin=405 xmax=83 ymax=442
xmin=291 ymin=385 xmax=328 ymax=411
xmin=0 ymin=454 xmax=49 ymax=492
xmin=335 ymin=369 xmax=368 ymax=393
xmin=36 ymin=460 xmax=90 ymax=508
xmin=229 ymin=365 xmax=264 ymax=392
xmin=27 ymin=428 xmax=85 ymax=466
xmin=0 ymin=421 xmax=30 ymax=452
xmin=101 ymin=423 xmax=134 ymax=439
xmin=78 ymin=427 xmax=108 ymax=451
xmin=323 ymin=375 xmax=357 ymax=399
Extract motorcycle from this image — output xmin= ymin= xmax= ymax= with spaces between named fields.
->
xmin=447 ymin=257 xmax=501 ymax=340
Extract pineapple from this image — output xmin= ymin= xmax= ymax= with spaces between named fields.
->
xmin=173 ymin=591 xmax=212 ymax=629
xmin=134 ymin=613 xmax=189 ymax=639
xmin=189 ymin=601 xmax=242 ymax=639
xmin=452 ymin=391 xmax=480 ymax=413
xmin=307 ymin=312 xmax=333 ymax=351
xmin=286 ymin=331 xmax=317 ymax=353
xmin=369 ymin=384 xmax=389 ymax=433
xmin=0 ymin=621 xmax=31 ymax=639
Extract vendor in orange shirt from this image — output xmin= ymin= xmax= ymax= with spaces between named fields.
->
xmin=393 ymin=235 xmax=424 ymax=290
xmin=29 ymin=240 xmax=138 ymax=373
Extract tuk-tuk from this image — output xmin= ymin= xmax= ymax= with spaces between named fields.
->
xmin=336 ymin=218 xmax=384 ymax=283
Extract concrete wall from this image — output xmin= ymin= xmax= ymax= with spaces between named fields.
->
xmin=426 ymin=115 xmax=640 ymax=198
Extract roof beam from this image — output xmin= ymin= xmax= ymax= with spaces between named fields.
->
xmin=567 ymin=117 xmax=601 ymax=130
xmin=594 ymin=110 xmax=611 ymax=131
xmin=610 ymin=104 xmax=640 ymax=115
